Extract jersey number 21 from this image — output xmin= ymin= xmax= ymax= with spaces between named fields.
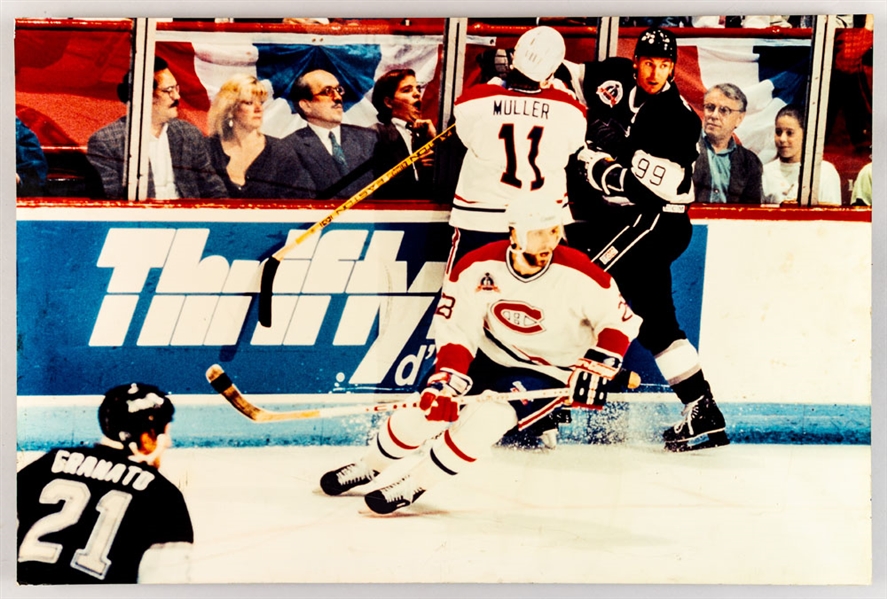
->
xmin=19 ymin=479 xmax=132 ymax=580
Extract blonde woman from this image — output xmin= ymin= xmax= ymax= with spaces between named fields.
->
xmin=206 ymin=74 xmax=307 ymax=199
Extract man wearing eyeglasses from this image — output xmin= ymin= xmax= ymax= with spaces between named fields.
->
xmin=87 ymin=57 xmax=227 ymax=200
xmin=693 ymin=84 xmax=763 ymax=204
xmin=284 ymin=69 xmax=378 ymax=199
xmin=565 ymin=28 xmax=728 ymax=452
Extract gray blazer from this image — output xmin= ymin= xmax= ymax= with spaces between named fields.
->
xmin=693 ymin=137 xmax=764 ymax=204
xmin=283 ymin=124 xmax=378 ymax=199
xmin=87 ymin=117 xmax=227 ymax=200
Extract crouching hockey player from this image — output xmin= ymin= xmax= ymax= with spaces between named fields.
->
xmin=319 ymin=197 xmax=641 ymax=514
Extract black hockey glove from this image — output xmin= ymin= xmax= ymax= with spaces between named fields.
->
xmin=567 ymin=347 xmax=622 ymax=407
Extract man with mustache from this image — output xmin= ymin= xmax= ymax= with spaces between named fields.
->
xmin=87 ymin=57 xmax=227 ymax=200
xmin=284 ymin=69 xmax=378 ymax=200
xmin=693 ymin=83 xmax=763 ymax=204
xmin=442 ymin=25 xmax=588 ymax=449
xmin=319 ymin=197 xmax=640 ymax=514
xmin=370 ymin=68 xmax=436 ymax=199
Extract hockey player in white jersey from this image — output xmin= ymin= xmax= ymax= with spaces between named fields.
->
xmin=446 ymin=25 xmax=588 ymax=271
xmin=319 ymin=197 xmax=641 ymax=514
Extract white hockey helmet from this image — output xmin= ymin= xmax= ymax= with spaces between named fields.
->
xmin=512 ymin=26 xmax=566 ymax=83
xmin=506 ymin=196 xmax=565 ymax=250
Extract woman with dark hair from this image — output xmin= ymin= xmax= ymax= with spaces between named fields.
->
xmin=206 ymin=74 xmax=308 ymax=199
xmin=370 ymin=68 xmax=437 ymax=199
xmin=761 ymin=105 xmax=842 ymax=206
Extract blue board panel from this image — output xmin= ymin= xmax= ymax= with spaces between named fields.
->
xmin=16 ymin=217 xmax=707 ymax=397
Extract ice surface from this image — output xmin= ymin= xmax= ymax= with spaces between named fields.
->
xmin=22 ymin=442 xmax=862 ymax=585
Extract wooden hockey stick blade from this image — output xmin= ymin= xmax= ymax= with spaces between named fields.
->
xmin=257 ymin=124 xmax=456 ymax=327
xmin=207 ymin=364 xmax=572 ymax=423
xmin=257 ymin=257 xmax=280 ymax=328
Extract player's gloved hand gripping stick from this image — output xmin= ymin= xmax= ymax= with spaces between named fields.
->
xmin=206 ymin=364 xmax=639 ymax=423
xmin=258 ymin=124 xmax=456 ymax=328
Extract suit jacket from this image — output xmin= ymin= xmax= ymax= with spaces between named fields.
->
xmin=206 ymin=134 xmax=311 ymax=199
xmin=87 ymin=117 xmax=227 ymax=200
xmin=283 ymin=124 xmax=378 ymax=199
xmin=693 ymin=137 xmax=764 ymax=204
xmin=372 ymin=122 xmax=434 ymax=200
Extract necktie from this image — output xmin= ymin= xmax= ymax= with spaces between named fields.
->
xmin=329 ymin=131 xmax=348 ymax=174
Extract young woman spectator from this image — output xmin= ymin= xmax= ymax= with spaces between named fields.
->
xmin=761 ymin=105 xmax=842 ymax=206
xmin=206 ymin=74 xmax=308 ymax=199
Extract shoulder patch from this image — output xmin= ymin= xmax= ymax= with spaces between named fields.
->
xmin=595 ymin=80 xmax=624 ymax=108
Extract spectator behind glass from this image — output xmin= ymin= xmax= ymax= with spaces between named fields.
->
xmin=16 ymin=116 xmax=48 ymax=197
xmin=691 ymin=15 xmax=791 ymax=28
xmin=693 ymin=83 xmax=763 ymax=204
xmin=205 ymin=74 xmax=309 ymax=199
xmin=851 ymin=161 xmax=872 ymax=206
xmin=762 ymin=105 xmax=842 ymax=206
xmin=371 ymin=68 xmax=437 ymax=200
xmin=283 ymin=69 xmax=378 ymax=200
xmin=87 ymin=57 xmax=227 ymax=200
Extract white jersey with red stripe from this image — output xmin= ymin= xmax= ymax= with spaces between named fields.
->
xmin=451 ymin=82 xmax=588 ymax=232
xmin=432 ymin=240 xmax=642 ymax=383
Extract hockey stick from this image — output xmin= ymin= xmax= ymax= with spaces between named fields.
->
xmin=258 ymin=123 xmax=456 ymax=327
xmin=206 ymin=364 xmax=639 ymax=423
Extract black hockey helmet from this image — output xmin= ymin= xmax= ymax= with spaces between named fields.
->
xmin=99 ymin=383 xmax=175 ymax=445
xmin=634 ymin=27 xmax=678 ymax=63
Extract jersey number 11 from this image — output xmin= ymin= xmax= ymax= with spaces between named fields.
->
xmin=499 ymin=124 xmax=545 ymax=190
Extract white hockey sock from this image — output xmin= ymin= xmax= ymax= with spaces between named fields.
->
xmin=365 ymin=408 xmax=447 ymax=473
xmin=654 ymin=338 xmax=702 ymax=386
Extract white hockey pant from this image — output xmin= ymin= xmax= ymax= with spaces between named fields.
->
xmin=414 ymin=402 xmax=518 ymax=491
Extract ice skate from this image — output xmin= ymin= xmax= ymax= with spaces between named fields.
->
xmin=663 ymin=393 xmax=729 ymax=452
xmin=364 ymin=474 xmax=426 ymax=514
xmin=320 ymin=461 xmax=377 ymax=496
xmin=538 ymin=428 xmax=558 ymax=449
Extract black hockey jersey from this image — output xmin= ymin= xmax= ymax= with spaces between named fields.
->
xmin=577 ymin=57 xmax=702 ymax=211
xmin=17 ymin=444 xmax=193 ymax=584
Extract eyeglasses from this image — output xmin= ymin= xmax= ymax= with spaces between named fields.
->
xmin=313 ymin=85 xmax=345 ymax=99
xmin=703 ymin=103 xmax=742 ymax=117
xmin=157 ymin=84 xmax=180 ymax=97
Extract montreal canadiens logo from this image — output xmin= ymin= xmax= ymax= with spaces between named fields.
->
xmin=596 ymin=80 xmax=623 ymax=107
xmin=492 ymin=300 xmax=545 ymax=334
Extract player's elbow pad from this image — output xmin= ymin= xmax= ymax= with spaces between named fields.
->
xmin=138 ymin=542 xmax=193 ymax=584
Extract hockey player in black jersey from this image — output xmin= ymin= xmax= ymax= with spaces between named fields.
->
xmin=566 ymin=27 xmax=728 ymax=451
xmin=17 ymin=383 xmax=193 ymax=584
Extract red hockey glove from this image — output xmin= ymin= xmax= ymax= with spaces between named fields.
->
xmin=419 ymin=368 xmax=472 ymax=422
xmin=567 ymin=348 xmax=622 ymax=406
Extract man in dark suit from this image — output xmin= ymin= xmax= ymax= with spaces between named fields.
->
xmin=284 ymin=69 xmax=378 ymax=199
xmin=370 ymin=68 xmax=436 ymax=200
xmin=693 ymin=83 xmax=763 ymax=204
xmin=87 ymin=57 xmax=227 ymax=200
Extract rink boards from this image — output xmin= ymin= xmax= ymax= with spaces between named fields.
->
xmin=15 ymin=204 xmax=872 ymax=449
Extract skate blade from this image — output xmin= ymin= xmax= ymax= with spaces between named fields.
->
xmin=664 ymin=431 xmax=730 ymax=453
